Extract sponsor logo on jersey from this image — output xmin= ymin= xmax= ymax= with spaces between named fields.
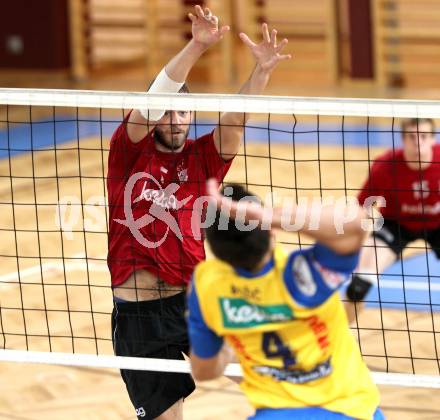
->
xmin=136 ymin=180 xmax=184 ymax=210
xmin=308 ymin=315 xmax=330 ymax=351
xmin=253 ymin=358 xmax=332 ymax=384
xmin=292 ymin=254 xmax=316 ymax=296
xmin=402 ymin=202 xmax=440 ymax=215
xmin=312 ymin=261 xmax=346 ymax=290
xmin=229 ymin=334 xmax=253 ymax=361
xmin=135 ymin=407 xmax=146 ymax=417
xmin=230 ymin=284 xmax=261 ymax=301
xmin=114 ymin=172 xmax=192 ymax=248
xmin=177 ymin=161 xmax=188 ymax=183
xmin=178 ymin=168 xmax=188 ymax=182
xmin=220 ymin=298 xmax=293 ymax=328
xmin=412 ymin=180 xmax=430 ymax=199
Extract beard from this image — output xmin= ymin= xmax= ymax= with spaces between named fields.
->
xmin=154 ymin=126 xmax=189 ymax=151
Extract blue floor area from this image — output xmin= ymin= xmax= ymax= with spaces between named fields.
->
xmin=233 ymin=122 xmax=406 ymax=148
xmin=193 ymin=121 xmax=412 ymax=149
xmin=342 ymin=252 xmax=440 ymax=312
xmin=0 ymin=116 xmax=119 ymax=159
xmin=0 ymin=116 xmax=418 ymax=160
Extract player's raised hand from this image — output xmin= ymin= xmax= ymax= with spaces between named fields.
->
xmin=188 ymin=5 xmax=230 ymax=48
xmin=240 ymin=23 xmax=292 ymax=73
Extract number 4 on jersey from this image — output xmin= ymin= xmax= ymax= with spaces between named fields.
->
xmin=262 ymin=332 xmax=296 ymax=369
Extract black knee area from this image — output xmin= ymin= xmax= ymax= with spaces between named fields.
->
xmin=346 ymin=275 xmax=373 ymax=302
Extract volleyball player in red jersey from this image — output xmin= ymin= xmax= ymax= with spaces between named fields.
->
xmin=345 ymin=118 xmax=440 ymax=322
xmin=107 ymin=5 xmax=291 ymax=419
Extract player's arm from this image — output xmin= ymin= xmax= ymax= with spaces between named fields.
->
xmin=127 ymin=5 xmax=230 ymax=144
xmin=275 ymin=200 xmax=367 ymax=256
xmin=346 ymin=161 xmax=388 ymax=306
xmin=213 ymin=24 xmax=291 ymax=160
xmin=187 ymin=283 xmax=233 ymax=381
xmin=284 ymin=161 xmax=386 ymax=255
xmin=190 ymin=344 xmax=233 ymax=381
xmin=206 ymin=179 xmax=368 ymax=256
xmin=357 ymin=160 xmax=383 ymax=209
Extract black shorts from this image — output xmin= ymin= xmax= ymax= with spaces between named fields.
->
xmin=111 ymin=292 xmax=195 ymax=420
xmin=373 ymin=219 xmax=440 ymax=258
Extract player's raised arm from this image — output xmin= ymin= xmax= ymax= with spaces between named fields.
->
xmin=206 ymin=179 xmax=368 ymax=255
xmin=213 ymin=24 xmax=291 ymax=160
xmin=127 ymin=5 xmax=230 ymax=143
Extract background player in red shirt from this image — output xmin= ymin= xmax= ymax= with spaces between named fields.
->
xmin=345 ymin=118 xmax=440 ymax=323
xmin=107 ymin=5 xmax=291 ymax=420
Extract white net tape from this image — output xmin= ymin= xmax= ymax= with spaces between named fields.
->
xmin=1 ymin=350 xmax=440 ymax=388
xmin=1 ymin=87 xmax=440 ymax=117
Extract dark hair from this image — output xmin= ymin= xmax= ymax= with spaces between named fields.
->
xmin=401 ymin=118 xmax=435 ymax=134
xmin=205 ymin=184 xmax=271 ymax=272
xmin=178 ymin=83 xmax=190 ymax=94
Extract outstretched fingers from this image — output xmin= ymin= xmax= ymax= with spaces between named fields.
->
xmin=239 ymin=32 xmax=257 ymax=48
xmin=194 ymin=4 xmax=205 ymax=19
xmin=204 ymin=7 xmax=212 ymax=19
xmin=278 ymin=53 xmax=292 ymax=62
xmin=262 ymin=23 xmax=270 ymax=43
xmin=188 ymin=12 xmax=197 ymax=23
xmin=189 ymin=4 xmax=230 ymax=44
xmin=271 ymin=29 xmax=277 ymax=47
xmin=219 ymin=25 xmax=231 ymax=36
xmin=276 ymin=38 xmax=289 ymax=53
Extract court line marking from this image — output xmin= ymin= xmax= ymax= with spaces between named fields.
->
xmin=378 ymin=279 xmax=440 ymax=292
xmin=0 ymin=253 xmax=108 ymax=286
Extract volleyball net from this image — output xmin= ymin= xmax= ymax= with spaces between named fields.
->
xmin=0 ymin=88 xmax=440 ymax=388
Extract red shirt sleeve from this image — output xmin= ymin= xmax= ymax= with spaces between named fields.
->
xmin=195 ymin=130 xmax=234 ymax=181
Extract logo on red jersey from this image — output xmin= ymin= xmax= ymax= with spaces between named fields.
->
xmin=160 ymin=166 xmax=168 ymax=184
xmin=412 ymin=180 xmax=430 ymax=199
xmin=177 ymin=161 xmax=188 ymax=183
xmin=178 ymin=168 xmax=188 ymax=182
xmin=114 ymin=172 xmax=192 ymax=248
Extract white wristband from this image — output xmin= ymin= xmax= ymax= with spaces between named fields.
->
xmin=139 ymin=68 xmax=185 ymax=121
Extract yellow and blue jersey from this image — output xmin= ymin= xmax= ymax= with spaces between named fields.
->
xmin=188 ymin=243 xmax=383 ymax=420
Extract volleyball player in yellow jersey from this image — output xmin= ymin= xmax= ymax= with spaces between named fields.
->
xmin=187 ymin=179 xmax=384 ymax=420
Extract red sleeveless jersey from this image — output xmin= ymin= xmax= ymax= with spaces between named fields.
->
xmin=358 ymin=144 xmax=440 ymax=231
xmin=107 ymin=114 xmax=233 ymax=287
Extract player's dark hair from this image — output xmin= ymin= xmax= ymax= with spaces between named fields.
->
xmin=401 ymin=118 xmax=435 ymax=134
xmin=205 ymin=184 xmax=271 ymax=272
xmin=178 ymin=83 xmax=190 ymax=94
